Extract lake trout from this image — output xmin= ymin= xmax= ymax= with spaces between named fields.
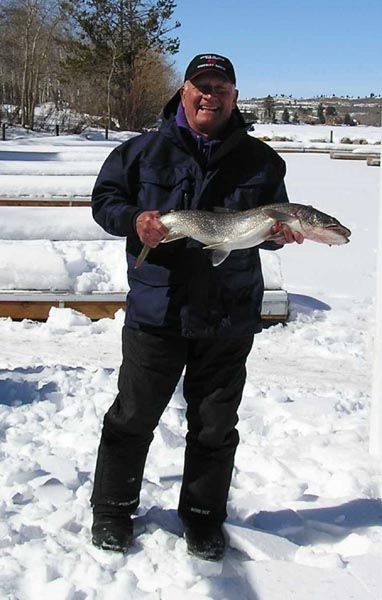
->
xmin=135 ymin=203 xmax=351 ymax=268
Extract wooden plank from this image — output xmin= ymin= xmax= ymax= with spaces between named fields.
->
xmin=0 ymin=301 xmax=60 ymax=320
xmin=0 ymin=290 xmax=289 ymax=322
xmin=330 ymin=151 xmax=377 ymax=161
xmin=276 ymin=148 xmax=329 ymax=154
xmin=0 ymin=198 xmax=91 ymax=206
xmin=65 ymin=301 xmax=124 ymax=319
xmin=0 ymin=300 xmax=123 ymax=320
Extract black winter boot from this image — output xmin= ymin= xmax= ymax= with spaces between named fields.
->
xmin=91 ymin=513 xmax=133 ymax=553
xmin=183 ymin=522 xmax=226 ymax=561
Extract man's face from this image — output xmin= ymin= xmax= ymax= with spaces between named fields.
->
xmin=180 ymin=73 xmax=238 ymax=138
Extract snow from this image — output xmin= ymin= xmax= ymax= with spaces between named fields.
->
xmin=0 ymin=125 xmax=381 ymax=599
xmin=249 ymin=123 xmax=382 ymax=145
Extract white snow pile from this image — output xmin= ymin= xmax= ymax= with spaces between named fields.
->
xmin=0 ymin=127 xmax=381 ymax=599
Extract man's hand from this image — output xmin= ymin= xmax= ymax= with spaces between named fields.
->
xmin=270 ymin=221 xmax=304 ymax=245
xmin=136 ymin=211 xmax=169 ymax=247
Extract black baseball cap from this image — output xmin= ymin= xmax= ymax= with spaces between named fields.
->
xmin=184 ymin=53 xmax=236 ymax=85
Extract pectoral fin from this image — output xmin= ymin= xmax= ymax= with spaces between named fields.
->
xmin=203 ymin=240 xmax=231 ymax=250
xmin=161 ymin=232 xmax=186 ymax=243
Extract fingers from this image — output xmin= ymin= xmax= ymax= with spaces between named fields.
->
xmin=136 ymin=211 xmax=169 ymax=247
xmin=293 ymin=231 xmax=304 ymax=244
xmin=270 ymin=222 xmax=304 ymax=245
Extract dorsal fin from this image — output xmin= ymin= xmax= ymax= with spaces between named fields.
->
xmin=212 ymin=206 xmax=238 ymax=214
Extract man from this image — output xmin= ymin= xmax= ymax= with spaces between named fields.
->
xmin=90 ymin=53 xmax=303 ymax=561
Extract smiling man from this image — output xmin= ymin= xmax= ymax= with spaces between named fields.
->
xmin=180 ymin=55 xmax=238 ymax=139
xmin=90 ymin=53 xmax=303 ymax=561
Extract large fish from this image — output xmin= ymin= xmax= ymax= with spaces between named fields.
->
xmin=135 ymin=203 xmax=351 ymax=268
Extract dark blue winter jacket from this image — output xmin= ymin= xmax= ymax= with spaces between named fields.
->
xmin=92 ymin=92 xmax=289 ymax=338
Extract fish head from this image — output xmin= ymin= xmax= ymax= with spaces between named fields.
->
xmin=294 ymin=205 xmax=352 ymax=245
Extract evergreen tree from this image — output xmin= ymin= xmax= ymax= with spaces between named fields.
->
xmin=263 ymin=94 xmax=275 ymax=122
xmin=344 ymin=113 xmax=354 ymax=126
xmin=281 ymin=108 xmax=290 ymax=123
xmin=60 ymin=0 xmax=180 ymax=130
xmin=317 ymin=103 xmax=325 ymax=124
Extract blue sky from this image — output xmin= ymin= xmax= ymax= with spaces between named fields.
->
xmin=170 ymin=0 xmax=381 ymax=99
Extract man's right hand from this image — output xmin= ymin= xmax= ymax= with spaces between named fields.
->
xmin=136 ymin=211 xmax=169 ymax=247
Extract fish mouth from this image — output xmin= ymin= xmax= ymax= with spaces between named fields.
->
xmin=326 ymin=224 xmax=351 ymax=237
xmin=324 ymin=224 xmax=352 ymax=244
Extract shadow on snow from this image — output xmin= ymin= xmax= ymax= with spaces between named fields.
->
xmin=252 ymin=498 xmax=382 ymax=545
xmin=0 ymin=378 xmax=58 ymax=406
xmin=0 ymin=365 xmax=114 ymax=407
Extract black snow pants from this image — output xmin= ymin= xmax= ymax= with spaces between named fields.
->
xmin=90 ymin=326 xmax=254 ymax=526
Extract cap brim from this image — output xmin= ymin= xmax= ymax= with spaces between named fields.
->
xmin=187 ymin=68 xmax=232 ymax=83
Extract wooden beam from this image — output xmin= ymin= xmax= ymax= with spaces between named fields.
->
xmin=330 ymin=151 xmax=378 ymax=161
xmin=0 ymin=290 xmax=289 ymax=322
xmin=0 ymin=198 xmax=91 ymax=206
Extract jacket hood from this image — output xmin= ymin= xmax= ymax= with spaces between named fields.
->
xmin=163 ymin=89 xmax=247 ymax=131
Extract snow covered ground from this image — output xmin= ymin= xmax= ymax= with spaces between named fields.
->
xmin=0 ymin=125 xmax=381 ymax=599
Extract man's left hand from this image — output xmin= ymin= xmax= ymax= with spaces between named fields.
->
xmin=270 ymin=222 xmax=304 ymax=245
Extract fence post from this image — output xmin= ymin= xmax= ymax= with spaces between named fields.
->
xmin=2 ymin=123 xmax=5 ymax=141
xmin=330 ymin=130 xmax=333 ymax=143
xmin=55 ymin=124 xmax=59 ymax=136
xmin=105 ymin=125 xmax=109 ymax=140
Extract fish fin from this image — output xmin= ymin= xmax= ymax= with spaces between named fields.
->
xmin=212 ymin=206 xmax=238 ymax=214
xmin=202 ymin=240 xmax=231 ymax=250
xmin=135 ymin=244 xmax=150 ymax=269
xmin=161 ymin=232 xmax=186 ymax=243
xmin=211 ymin=249 xmax=231 ymax=266
xmin=262 ymin=208 xmax=297 ymax=223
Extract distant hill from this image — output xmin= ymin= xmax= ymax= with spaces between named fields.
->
xmin=238 ymin=95 xmax=382 ymax=127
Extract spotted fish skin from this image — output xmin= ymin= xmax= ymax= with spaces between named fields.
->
xmin=135 ymin=203 xmax=351 ymax=268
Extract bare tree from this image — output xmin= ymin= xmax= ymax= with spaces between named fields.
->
xmin=115 ymin=49 xmax=180 ymax=130
xmin=0 ymin=0 xmax=65 ymax=127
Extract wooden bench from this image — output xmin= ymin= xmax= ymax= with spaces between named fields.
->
xmin=0 ymin=290 xmax=289 ymax=323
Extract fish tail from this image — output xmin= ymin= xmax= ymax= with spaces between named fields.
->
xmin=135 ymin=244 xmax=151 ymax=269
